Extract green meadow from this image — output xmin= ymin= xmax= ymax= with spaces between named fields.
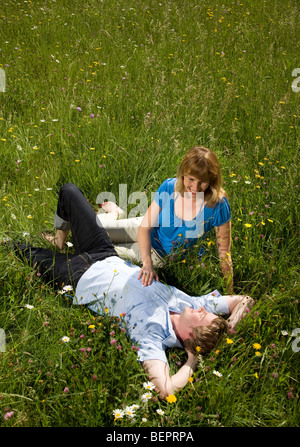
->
xmin=0 ymin=0 xmax=299 ymax=427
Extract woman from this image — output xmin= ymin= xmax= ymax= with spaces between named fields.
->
xmin=137 ymin=146 xmax=233 ymax=291
xmin=99 ymin=146 xmax=233 ymax=293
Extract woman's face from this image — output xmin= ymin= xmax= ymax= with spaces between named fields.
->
xmin=183 ymin=174 xmax=209 ymax=196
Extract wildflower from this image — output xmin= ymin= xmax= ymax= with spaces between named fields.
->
xmin=226 ymin=338 xmax=234 ymax=344
xmin=110 ymin=338 xmax=117 ymax=345
xmin=253 ymin=342 xmax=261 ymax=350
xmin=88 ymin=325 xmax=95 ymax=329
xmin=141 ymin=392 xmax=152 ymax=402
xmin=61 ymin=336 xmax=70 ymax=343
xmin=143 ymin=381 xmax=155 ymax=391
xmin=213 ymin=370 xmax=222 ymax=378
xmin=131 ymin=404 xmax=140 ymax=411
xmin=142 ymin=418 xmax=148 ymax=422
xmin=255 ymin=351 xmax=262 ymax=356
xmin=281 ymin=330 xmax=289 ymax=336
xmin=166 ymin=394 xmax=177 ymax=403
xmin=113 ymin=409 xmax=124 ymax=421
xmin=63 ymin=285 xmax=73 ymax=292
xmin=188 ymin=377 xmax=194 ymax=383
xmin=124 ymin=406 xmax=136 ymax=418
xmin=63 ymin=387 xmax=69 ymax=393
xmin=156 ymin=409 xmax=165 ymax=415
xmin=244 ymin=223 xmax=252 ymax=228
xmin=25 ymin=304 xmax=34 ymax=309
xmin=254 ymin=372 xmax=259 ymax=379
xmin=196 ymin=346 xmax=201 ymax=352
xmin=4 ymin=411 xmax=14 ymax=420
xmin=92 ymin=375 xmax=98 ymax=381
xmin=66 ymin=242 xmax=73 ymax=247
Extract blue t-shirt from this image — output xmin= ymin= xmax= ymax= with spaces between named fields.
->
xmin=151 ymin=178 xmax=231 ymax=257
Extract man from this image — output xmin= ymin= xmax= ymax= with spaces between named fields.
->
xmin=13 ymin=183 xmax=255 ymax=399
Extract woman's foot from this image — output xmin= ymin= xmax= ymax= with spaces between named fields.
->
xmin=41 ymin=230 xmax=69 ymax=250
xmin=100 ymin=201 xmax=124 ymax=218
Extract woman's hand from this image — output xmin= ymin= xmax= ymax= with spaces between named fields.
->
xmin=138 ymin=263 xmax=159 ymax=286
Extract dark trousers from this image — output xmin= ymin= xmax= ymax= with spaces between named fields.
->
xmin=15 ymin=183 xmax=118 ymax=289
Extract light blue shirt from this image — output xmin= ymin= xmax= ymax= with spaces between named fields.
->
xmin=74 ymin=256 xmax=229 ymax=364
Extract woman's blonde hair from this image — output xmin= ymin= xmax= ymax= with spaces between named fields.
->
xmin=176 ymin=146 xmax=227 ymax=207
xmin=183 ymin=316 xmax=228 ymax=356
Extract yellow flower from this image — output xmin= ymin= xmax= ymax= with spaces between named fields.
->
xmin=254 ymin=372 xmax=259 ymax=379
xmin=166 ymin=394 xmax=177 ymax=404
xmin=255 ymin=351 xmax=262 ymax=356
xmin=267 ymin=219 xmax=273 ymax=223
xmin=253 ymin=343 xmax=261 ymax=350
xmin=244 ymin=223 xmax=252 ymax=228
xmin=196 ymin=346 xmax=201 ymax=352
xmin=88 ymin=325 xmax=95 ymax=329
xmin=226 ymin=338 xmax=234 ymax=344
xmin=188 ymin=377 xmax=194 ymax=383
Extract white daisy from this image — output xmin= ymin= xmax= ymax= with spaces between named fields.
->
xmin=113 ymin=409 xmax=124 ymax=420
xmin=143 ymin=381 xmax=155 ymax=390
xmin=61 ymin=336 xmax=70 ymax=343
xmin=213 ymin=370 xmax=222 ymax=378
xmin=124 ymin=406 xmax=136 ymax=418
xmin=24 ymin=304 xmax=34 ymax=309
xmin=156 ymin=409 xmax=165 ymax=415
xmin=141 ymin=392 xmax=152 ymax=402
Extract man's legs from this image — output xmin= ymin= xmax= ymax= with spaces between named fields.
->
xmin=13 ymin=243 xmax=90 ymax=289
xmin=54 ymin=183 xmax=117 ymax=257
xmin=13 ymin=183 xmax=118 ymax=289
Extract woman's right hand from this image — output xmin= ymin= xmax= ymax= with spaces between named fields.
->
xmin=137 ymin=263 xmax=159 ymax=287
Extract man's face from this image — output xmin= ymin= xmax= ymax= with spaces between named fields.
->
xmin=178 ymin=306 xmax=217 ymax=341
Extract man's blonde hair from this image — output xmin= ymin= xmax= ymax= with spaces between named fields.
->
xmin=183 ymin=316 xmax=228 ymax=356
xmin=176 ymin=146 xmax=227 ymax=207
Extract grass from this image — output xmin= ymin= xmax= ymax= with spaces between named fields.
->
xmin=0 ymin=0 xmax=299 ymax=427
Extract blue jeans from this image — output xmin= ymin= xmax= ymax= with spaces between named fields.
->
xmin=15 ymin=183 xmax=118 ymax=289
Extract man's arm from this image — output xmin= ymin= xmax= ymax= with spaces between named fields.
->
xmin=224 ymin=295 xmax=255 ymax=328
xmin=143 ymin=352 xmax=198 ymax=400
